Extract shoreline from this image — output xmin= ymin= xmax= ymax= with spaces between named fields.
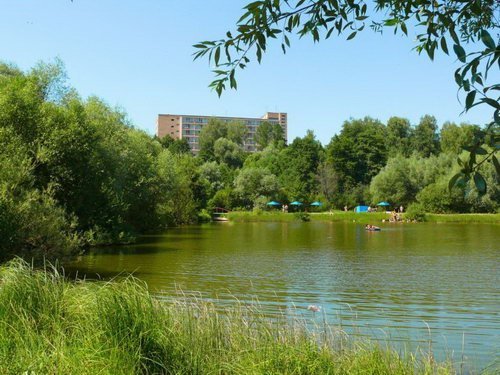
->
xmin=226 ymin=211 xmax=500 ymax=224
xmin=1 ymin=259 xmax=486 ymax=374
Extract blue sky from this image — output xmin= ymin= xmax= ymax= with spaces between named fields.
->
xmin=0 ymin=1 xmax=494 ymax=145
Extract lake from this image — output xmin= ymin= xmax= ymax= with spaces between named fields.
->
xmin=65 ymin=221 xmax=499 ymax=370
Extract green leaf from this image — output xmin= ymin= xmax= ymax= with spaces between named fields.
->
xmin=482 ymin=97 xmax=500 ymax=109
xmin=463 ymin=79 xmax=470 ymax=92
xmin=492 ymin=155 xmax=500 ymax=176
xmin=214 ymin=47 xmax=221 ymax=66
xmin=229 ymin=70 xmax=237 ymax=89
xmin=475 ymin=147 xmax=487 ymax=155
xmin=440 ymin=37 xmax=449 ymax=55
xmin=426 ymin=44 xmax=435 ymax=60
xmin=465 ymin=91 xmax=476 ymax=110
xmin=448 ymin=173 xmax=461 ymax=191
xmin=473 ymin=172 xmax=487 ymax=195
xmin=454 ymin=69 xmax=462 ymax=86
xmin=237 ymin=11 xmax=252 ymax=23
xmin=384 ymin=18 xmax=398 ymax=26
xmin=450 ymin=28 xmax=459 ymax=45
xmin=494 ymin=109 xmax=500 ymax=125
xmin=346 ymin=31 xmax=357 ymax=40
xmin=453 ymin=44 xmax=466 ymax=63
xmin=481 ymin=30 xmax=496 ymax=50
xmin=401 ymin=22 xmax=407 ymax=35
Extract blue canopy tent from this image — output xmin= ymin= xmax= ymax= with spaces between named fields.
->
xmin=267 ymin=201 xmax=281 ymax=207
xmin=377 ymin=201 xmax=390 ymax=207
xmin=310 ymin=201 xmax=322 ymax=206
xmin=289 ymin=201 xmax=303 ymax=206
xmin=354 ymin=205 xmax=369 ymax=213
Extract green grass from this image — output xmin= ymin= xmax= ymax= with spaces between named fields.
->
xmin=424 ymin=213 xmax=500 ymax=223
xmin=227 ymin=211 xmax=500 ymax=224
xmin=311 ymin=211 xmax=390 ymax=224
xmin=228 ymin=210 xmax=390 ymax=224
xmin=228 ymin=211 xmax=302 ymax=222
xmin=0 ymin=259 xmax=491 ymax=374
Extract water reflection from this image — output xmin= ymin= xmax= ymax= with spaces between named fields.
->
xmin=65 ymin=221 xmax=500 ymax=369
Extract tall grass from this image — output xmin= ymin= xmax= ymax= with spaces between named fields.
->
xmin=0 ymin=260 xmax=489 ymax=374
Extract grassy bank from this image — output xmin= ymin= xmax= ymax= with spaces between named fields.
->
xmin=424 ymin=213 xmax=500 ymax=223
xmin=229 ymin=210 xmax=391 ymax=224
xmin=0 ymin=260 xmax=481 ymax=374
xmin=227 ymin=211 xmax=500 ymax=224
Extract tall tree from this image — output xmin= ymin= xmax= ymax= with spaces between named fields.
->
xmin=198 ymin=119 xmax=247 ymax=160
xmin=194 ymin=0 xmax=499 ymax=193
xmin=214 ymin=138 xmax=246 ymax=168
xmin=326 ymin=117 xmax=388 ymax=189
xmin=234 ymin=167 xmax=280 ymax=206
xmin=440 ymin=122 xmax=480 ymax=155
xmin=255 ymin=121 xmax=285 ymax=150
xmin=411 ymin=115 xmax=440 ymax=157
xmin=386 ymin=116 xmax=413 ymax=157
xmin=280 ymin=130 xmax=323 ymax=201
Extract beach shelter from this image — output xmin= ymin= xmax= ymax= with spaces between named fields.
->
xmin=289 ymin=201 xmax=303 ymax=206
xmin=354 ymin=205 xmax=369 ymax=213
xmin=267 ymin=201 xmax=281 ymax=206
xmin=310 ymin=201 xmax=322 ymax=206
xmin=377 ymin=201 xmax=390 ymax=207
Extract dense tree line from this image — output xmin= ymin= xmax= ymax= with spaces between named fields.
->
xmin=0 ymin=62 xmax=201 ymax=260
xmin=0 ymin=61 xmax=498 ymax=260
xmin=196 ymin=114 xmax=497 ymax=213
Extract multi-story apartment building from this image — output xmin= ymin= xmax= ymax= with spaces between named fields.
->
xmin=157 ymin=112 xmax=287 ymax=153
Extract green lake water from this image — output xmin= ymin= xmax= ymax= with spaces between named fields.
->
xmin=65 ymin=221 xmax=499 ymax=370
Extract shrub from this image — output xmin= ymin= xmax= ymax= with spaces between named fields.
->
xmin=404 ymin=203 xmax=427 ymax=222
xmin=416 ymin=181 xmax=465 ymax=213
xmin=294 ymin=212 xmax=311 ymax=222
xmin=197 ymin=209 xmax=212 ymax=223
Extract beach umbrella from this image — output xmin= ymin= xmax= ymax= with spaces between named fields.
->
xmin=289 ymin=201 xmax=303 ymax=206
xmin=310 ymin=201 xmax=322 ymax=206
xmin=267 ymin=201 xmax=281 ymax=206
xmin=377 ymin=201 xmax=390 ymax=206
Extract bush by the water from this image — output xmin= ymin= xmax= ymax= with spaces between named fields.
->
xmin=294 ymin=212 xmax=311 ymax=222
xmin=405 ymin=203 xmax=427 ymax=222
xmin=0 ymin=61 xmax=200 ymax=260
xmin=0 ymin=260 xmax=467 ymax=374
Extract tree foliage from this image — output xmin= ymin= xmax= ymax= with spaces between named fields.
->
xmin=412 ymin=115 xmax=440 ymax=157
xmin=1 ymin=59 xmax=498 ymax=261
xmin=194 ymin=0 xmax=499 ymax=192
xmin=198 ymin=119 xmax=247 ymax=160
xmin=0 ymin=61 xmax=200 ymax=260
xmin=254 ymin=121 xmax=285 ymax=150
xmin=326 ymin=117 xmax=388 ymax=189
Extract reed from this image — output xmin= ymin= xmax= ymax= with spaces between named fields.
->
xmin=0 ymin=259 xmax=489 ymax=374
